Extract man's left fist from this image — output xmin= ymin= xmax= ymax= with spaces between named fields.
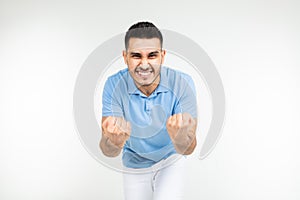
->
xmin=166 ymin=113 xmax=197 ymax=154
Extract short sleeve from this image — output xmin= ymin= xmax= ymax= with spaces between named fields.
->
xmin=173 ymin=74 xmax=198 ymax=118
xmin=102 ymin=77 xmax=124 ymax=117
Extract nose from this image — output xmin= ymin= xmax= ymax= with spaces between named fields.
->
xmin=140 ymin=57 xmax=149 ymax=67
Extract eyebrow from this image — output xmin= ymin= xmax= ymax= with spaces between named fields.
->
xmin=148 ymin=51 xmax=160 ymax=55
xmin=129 ymin=51 xmax=160 ymax=56
xmin=130 ymin=52 xmax=141 ymax=56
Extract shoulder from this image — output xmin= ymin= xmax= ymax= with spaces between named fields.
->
xmin=104 ymin=68 xmax=128 ymax=86
xmin=107 ymin=68 xmax=128 ymax=81
xmin=162 ymin=66 xmax=194 ymax=86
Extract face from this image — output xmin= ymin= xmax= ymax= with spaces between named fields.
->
xmin=123 ymin=38 xmax=166 ymax=88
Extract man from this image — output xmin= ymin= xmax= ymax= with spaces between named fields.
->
xmin=99 ymin=21 xmax=197 ymax=200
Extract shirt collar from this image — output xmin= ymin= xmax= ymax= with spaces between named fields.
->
xmin=127 ymin=67 xmax=169 ymax=95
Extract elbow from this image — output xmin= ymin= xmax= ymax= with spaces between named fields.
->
xmin=177 ymin=138 xmax=197 ymax=155
xmin=182 ymin=146 xmax=195 ymax=155
xmin=102 ymin=150 xmax=120 ymax=158
xmin=99 ymin=139 xmax=121 ymax=157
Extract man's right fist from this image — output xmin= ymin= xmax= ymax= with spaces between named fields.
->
xmin=102 ymin=116 xmax=131 ymax=148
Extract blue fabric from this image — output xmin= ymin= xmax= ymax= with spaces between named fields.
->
xmin=102 ymin=66 xmax=197 ymax=168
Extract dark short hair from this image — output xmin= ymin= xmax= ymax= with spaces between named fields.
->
xmin=125 ymin=22 xmax=163 ymax=50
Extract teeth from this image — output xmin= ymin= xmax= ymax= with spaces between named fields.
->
xmin=138 ymin=71 xmax=151 ymax=76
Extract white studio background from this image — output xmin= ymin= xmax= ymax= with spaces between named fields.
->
xmin=1 ymin=0 xmax=300 ymax=200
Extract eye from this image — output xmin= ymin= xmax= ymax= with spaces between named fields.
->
xmin=148 ymin=53 xmax=158 ymax=59
xmin=131 ymin=54 xmax=141 ymax=58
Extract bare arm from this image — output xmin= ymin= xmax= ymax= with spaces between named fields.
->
xmin=99 ymin=132 xmax=123 ymax=157
xmin=166 ymin=113 xmax=197 ymax=155
xmin=99 ymin=116 xmax=131 ymax=157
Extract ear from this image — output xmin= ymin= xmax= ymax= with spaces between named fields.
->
xmin=122 ymin=50 xmax=128 ymax=65
xmin=161 ymin=49 xmax=166 ymax=64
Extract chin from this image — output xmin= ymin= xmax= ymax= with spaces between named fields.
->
xmin=137 ymin=80 xmax=154 ymax=87
xmin=132 ymin=72 xmax=160 ymax=87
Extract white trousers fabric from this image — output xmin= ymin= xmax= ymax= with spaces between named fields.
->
xmin=123 ymin=154 xmax=186 ymax=200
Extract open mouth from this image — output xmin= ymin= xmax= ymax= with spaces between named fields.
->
xmin=136 ymin=70 xmax=152 ymax=77
xmin=135 ymin=66 xmax=154 ymax=79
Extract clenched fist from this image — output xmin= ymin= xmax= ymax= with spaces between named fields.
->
xmin=166 ymin=113 xmax=197 ymax=155
xmin=102 ymin=116 xmax=131 ymax=149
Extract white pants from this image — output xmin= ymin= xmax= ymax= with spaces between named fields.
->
xmin=123 ymin=154 xmax=186 ymax=200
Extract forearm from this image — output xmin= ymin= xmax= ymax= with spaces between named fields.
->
xmin=99 ymin=134 xmax=122 ymax=157
xmin=167 ymin=114 xmax=198 ymax=155
xmin=172 ymin=133 xmax=197 ymax=155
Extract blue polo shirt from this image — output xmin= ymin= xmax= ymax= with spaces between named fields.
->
xmin=102 ymin=66 xmax=197 ymax=168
